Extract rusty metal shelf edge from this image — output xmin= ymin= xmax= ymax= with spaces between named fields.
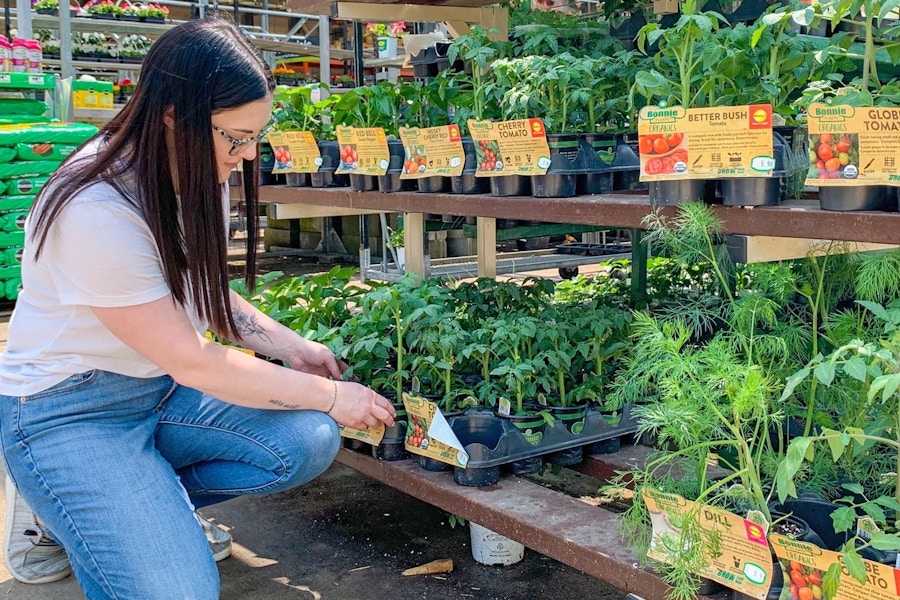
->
xmin=335 ymin=448 xmax=716 ymax=600
xmin=247 ymin=185 xmax=900 ymax=245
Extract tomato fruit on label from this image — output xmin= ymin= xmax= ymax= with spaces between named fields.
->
xmin=665 ymin=133 xmax=683 ymax=147
xmin=817 ymin=144 xmax=833 ymax=161
xmin=652 ymin=137 xmax=669 ymax=154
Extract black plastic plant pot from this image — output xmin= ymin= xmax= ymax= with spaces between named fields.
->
xmin=531 ymin=173 xmax=576 ymax=198
xmin=284 ymin=172 xmax=310 ymax=187
xmin=311 ymin=141 xmax=349 ymax=188
xmin=819 ymin=185 xmax=888 ymax=211
xmin=451 ymin=138 xmax=490 ymax=195
xmin=500 ymin=411 xmax=547 ymax=446
xmin=378 ymin=173 xmax=417 ymax=193
xmin=547 ymin=446 xmax=583 ymax=466
xmin=578 ymin=133 xmax=616 ymax=195
xmin=531 ymin=133 xmax=584 ymax=199
xmin=419 ymin=455 xmax=454 ymax=472
xmin=887 ymin=185 xmax=899 ymax=210
xmin=771 ymin=496 xmax=847 ymax=550
xmin=510 ymin=456 xmax=543 ymax=475
xmin=549 ymin=404 xmax=588 ymax=435
xmin=373 ymin=442 xmax=410 ymax=461
xmin=610 ymin=133 xmax=646 ymax=191
xmin=378 ymin=140 xmax=418 ymax=193
xmin=649 ymin=179 xmax=713 ymax=206
xmin=586 ymin=437 xmax=621 ymax=455
xmin=417 ymin=176 xmax=449 ymax=193
xmin=451 ymin=413 xmax=505 ymax=487
xmin=720 ymin=177 xmax=782 ymax=207
xmin=350 ymin=173 xmax=378 ymax=191
xmin=490 ymin=175 xmax=531 ymax=197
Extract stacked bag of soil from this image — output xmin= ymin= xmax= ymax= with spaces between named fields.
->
xmin=0 ymin=99 xmax=98 ymax=300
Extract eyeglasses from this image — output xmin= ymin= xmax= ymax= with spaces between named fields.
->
xmin=211 ymin=117 xmax=276 ymax=156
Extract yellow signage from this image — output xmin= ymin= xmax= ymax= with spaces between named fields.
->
xmin=637 ymin=104 xmax=774 ymax=180
xmin=806 ymin=103 xmax=900 ymax=187
xmin=398 ymin=125 xmax=465 ymax=179
xmin=402 ymin=394 xmax=468 ymax=468
xmin=466 ymin=119 xmax=551 ymax=177
xmin=265 ymin=130 xmax=322 ymax=174
xmin=643 ymin=488 xmax=775 ymax=599
xmin=335 ymin=126 xmax=390 ymax=176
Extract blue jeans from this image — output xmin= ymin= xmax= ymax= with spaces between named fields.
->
xmin=0 ymin=370 xmax=340 ymax=600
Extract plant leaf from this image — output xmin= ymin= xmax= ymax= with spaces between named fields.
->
xmin=870 ymin=532 xmax=900 ymax=551
xmin=843 ymin=356 xmax=868 ymax=382
xmin=843 ymin=548 xmax=867 ymax=584
xmin=830 ymin=506 xmax=857 ymax=533
xmin=814 ymin=361 xmax=835 ymax=386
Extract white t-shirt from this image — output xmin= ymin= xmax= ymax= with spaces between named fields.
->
xmin=0 ymin=152 xmax=224 ymax=397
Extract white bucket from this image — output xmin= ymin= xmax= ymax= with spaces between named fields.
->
xmin=469 ymin=522 xmax=525 ymax=566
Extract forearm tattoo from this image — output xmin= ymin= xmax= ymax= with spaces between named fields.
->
xmin=233 ymin=307 xmax=272 ymax=344
xmin=268 ymin=399 xmax=302 ymax=409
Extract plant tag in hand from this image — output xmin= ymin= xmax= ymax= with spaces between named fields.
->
xmin=265 ymin=131 xmax=321 ymax=174
xmin=496 ymin=397 xmax=511 ymax=417
xmin=398 ymin=125 xmax=464 ymax=179
xmin=335 ymin=126 xmax=389 ymax=176
xmin=402 ymin=393 xmax=468 ymax=468
xmin=466 ymin=119 xmax=550 ymax=177
xmin=338 ymin=423 xmax=385 ymax=445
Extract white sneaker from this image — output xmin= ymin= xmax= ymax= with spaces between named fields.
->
xmin=3 ymin=475 xmax=72 ymax=584
xmin=195 ymin=512 xmax=232 ymax=562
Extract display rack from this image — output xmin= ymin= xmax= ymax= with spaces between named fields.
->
xmin=244 ymin=185 xmax=900 ymax=279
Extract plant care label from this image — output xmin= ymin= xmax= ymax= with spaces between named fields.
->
xmin=402 ymin=394 xmax=468 ymax=468
xmin=265 ymin=131 xmax=322 ymax=174
xmin=643 ymin=488 xmax=774 ymax=599
xmin=338 ymin=421 xmax=385 ymax=445
xmin=771 ymin=533 xmax=900 ymax=600
xmin=637 ymin=104 xmax=774 ymax=181
xmin=335 ymin=126 xmax=390 ymax=176
xmin=805 ymin=103 xmax=900 ymax=187
xmin=466 ymin=119 xmax=551 ymax=177
xmin=398 ymin=125 xmax=465 ymax=180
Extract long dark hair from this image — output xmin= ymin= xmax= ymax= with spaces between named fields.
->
xmin=29 ymin=16 xmax=274 ymax=340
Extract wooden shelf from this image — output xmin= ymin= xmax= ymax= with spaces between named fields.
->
xmin=250 ymin=185 xmax=900 ymax=245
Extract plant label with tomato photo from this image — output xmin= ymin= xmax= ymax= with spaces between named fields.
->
xmin=643 ymin=487 xmax=775 ymax=599
xmin=338 ymin=422 xmax=386 ymax=446
xmin=805 ymin=104 xmax=900 ymax=187
xmin=265 ymin=131 xmax=322 ymax=174
xmin=398 ymin=125 xmax=465 ymax=180
xmin=637 ymin=104 xmax=774 ymax=181
xmin=466 ymin=119 xmax=551 ymax=177
xmin=335 ymin=126 xmax=390 ymax=176
xmin=402 ymin=394 xmax=468 ymax=468
xmin=770 ymin=534 xmax=900 ymax=600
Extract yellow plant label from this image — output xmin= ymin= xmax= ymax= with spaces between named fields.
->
xmin=771 ymin=534 xmax=900 ymax=600
xmin=338 ymin=423 xmax=385 ymax=445
xmin=643 ymin=488 xmax=774 ymax=599
xmin=805 ymin=103 xmax=900 ymax=187
xmin=402 ymin=394 xmax=468 ymax=468
xmin=637 ymin=104 xmax=774 ymax=181
xmin=466 ymin=119 xmax=551 ymax=177
xmin=335 ymin=126 xmax=390 ymax=176
xmin=398 ymin=125 xmax=465 ymax=179
xmin=265 ymin=131 xmax=322 ymax=174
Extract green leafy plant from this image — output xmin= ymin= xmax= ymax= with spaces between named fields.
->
xmin=631 ymin=0 xmax=728 ymax=109
xmin=777 ymin=298 xmax=900 ymax=592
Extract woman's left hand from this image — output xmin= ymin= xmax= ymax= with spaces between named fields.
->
xmin=285 ymin=339 xmax=347 ymax=380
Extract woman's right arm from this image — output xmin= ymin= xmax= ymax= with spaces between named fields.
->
xmin=90 ymin=295 xmax=395 ymax=430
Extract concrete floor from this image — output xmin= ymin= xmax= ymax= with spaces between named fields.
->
xmin=0 ymin=264 xmax=627 ymax=600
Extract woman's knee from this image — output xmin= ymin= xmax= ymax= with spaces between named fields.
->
xmin=278 ymin=412 xmax=340 ymax=489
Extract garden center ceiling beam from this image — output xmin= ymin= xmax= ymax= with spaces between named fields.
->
xmin=328 ymin=2 xmax=509 ymax=37
xmin=335 ymin=448 xmax=698 ymax=600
